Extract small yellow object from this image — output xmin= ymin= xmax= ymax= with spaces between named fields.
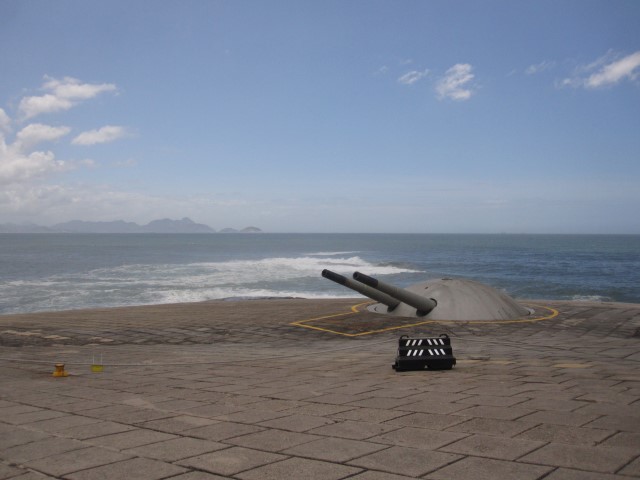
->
xmin=52 ymin=363 xmax=68 ymax=377
xmin=91 ymin=364 xmax=104 ymax=373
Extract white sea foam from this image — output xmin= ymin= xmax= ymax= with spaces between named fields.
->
xmin=571 ymin=294 xmax=609 ymax=302
xmin=0 ymin=254 xmax=420 ymax=313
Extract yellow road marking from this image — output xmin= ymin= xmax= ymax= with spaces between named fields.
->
xmin=291 ymin=302 xmax=559 ymax=337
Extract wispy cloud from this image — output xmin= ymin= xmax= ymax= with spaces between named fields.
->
xmin=397 ymin=69 xmax=429 ymax=85
xmin=436 ymin=63 xmax=475 ymax=101
xmin=18 ymin=76 xmax=117 ymax=120
xmin=0 ymin=108 xmax=10 ymax=132
xmin=525 ymin=60 xmax=555 ymax=75
xmin=72 ymin=125 xmax=129 ymax=146
xmin=560 ymin=50 xmax=640 ymax=89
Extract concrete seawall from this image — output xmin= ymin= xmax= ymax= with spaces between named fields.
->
xmin=1 ymin=298 xmax=639 ymax=479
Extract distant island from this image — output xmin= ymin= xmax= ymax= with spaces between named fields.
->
xmin=0 ymin=217 xmax=262 ymax=234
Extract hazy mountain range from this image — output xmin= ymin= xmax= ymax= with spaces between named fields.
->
xmin=0 ymin=217 xmax=262 ymax=234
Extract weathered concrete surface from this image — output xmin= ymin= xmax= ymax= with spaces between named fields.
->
xmin=0 ymin=298 xmax=639 ymax=479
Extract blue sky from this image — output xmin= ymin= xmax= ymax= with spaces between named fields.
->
xmin=1 ymin=0 xmax=639 ymax=233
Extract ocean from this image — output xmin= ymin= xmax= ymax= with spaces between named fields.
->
xmin=1 ymin=233 xmax=639 ymax=315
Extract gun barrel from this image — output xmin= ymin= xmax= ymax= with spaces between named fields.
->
xmin=353 ymin=271 xmax=437 ymax=315
xmin=322 ymin=269 xmax=400 ymax=309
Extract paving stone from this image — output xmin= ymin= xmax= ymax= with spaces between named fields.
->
xmin=168 ymin=472 xmax=235 ymax=480
xmin=347 ymin=472 xmax=416 ymax=480
xmin=236 ymin=457 xmax=362 ymax=480
xmin=455 ymin=394 xmax=528 ymax=407
xmin=332 ymin=407 xmax=408 ymax=423
xmin=619 ymin=455 xmax=640 ymax=476
xmin=138 ymin=415 xmax=219 ymax=433
xmin=369 ymin=426 xmax=467 ymax=450
xmin=385 ymin=412 xmax=466 ymax=430
xmin=258 ymin=413 xmax=335 ymax=432
xmin=80 ymin=404 xmax=173 ymax=424
xmin=516 ymin=423 xmax=614 ymax=445
xmin=2 ymin=410 xmax=67 ymax=425
xmin=598 ymin=431 xmax=640 ymax=447
xmin=226 ymin=429 xmax=319 ymax=452
xmin=214 ymin=409 xmax=290 ymax=424
xmin=0 ymin=437 xmax=86 ymax=463
xmin=23 ymin=414 xmax=101 ymax=433
xmin=576 ymin=402 xmax=640 ymax=418
xmin=182 ymin=404 xmax=245 ymax=418
xmin=541 ymin=468 xmax=635 ymax=479
xmin=284 ymin=403 xmax=355 ymax=417
xmin=397 ymin=400 xmax=469 ymax=415
xmin=439 ymin=433 xmax=544 ymax=460
xmin=86 ymin=428 xmax=176 ymax=449
xmin=518 ymin=410 xmax=601 ymax=427
xmin=514 ymin=397 xmax=588 ymax=412
xmin=520 ymin=443 xmax=637 ymax=473
xmin=308 ymin=393 xmax=369 ymax=405
xmin=425 ymin=456 xmax=553 ymax=480
xmin=308 ymin=420 xmax=399 ymax=440
xmin=445 ymin=417 xmax=538 ymax=437
xmin=347 ymin=445 xmax=461 ymax=477
xmin=3 ymin=471 xmax=56 ymax=480
xmin=282 ymin=437 xmax=388 ymax=462
xmin=57 ymin=420 xmax=137 ymax=439
xmin=0 ymin=427 xmax=50 ymax=450
xmin=178 ymin=447 xmax=286 ymax=476
xmin=125 ymin=436 xmax=227 ymax=461
xmin=0 ymin=462 xmax=25 ymax=478
xmin=453 ymin=405 xmax=535 ymax=420
xmin=585 ymin=414 xmax=640 ymax=432
xmin=24 ymin=446 xmax=131 ymax=476
xmin=65 ymin=457 xmax=188 ymax=480
xmin=183 ymin=421 xmax=264 ymax=441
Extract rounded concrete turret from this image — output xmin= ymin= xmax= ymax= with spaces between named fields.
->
xmin=367 ymin=277 xmax=531 ymax=320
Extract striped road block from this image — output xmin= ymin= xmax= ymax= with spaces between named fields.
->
xmin=392 ymin=334 xmax=456 ymax=371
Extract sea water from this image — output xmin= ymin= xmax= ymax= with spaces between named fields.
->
xmin=1 ymin=233 xmax=639 ymax=314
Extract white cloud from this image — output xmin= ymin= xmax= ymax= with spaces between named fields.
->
xmin=525 ymin=60 xmax=555 ymax=75
xmin=18 ymin=76 xmax=117 ymax=120
xmin=0 ymin=108 xmax=11 ymax=132
xmin=561 ymin=50 xmax=640 ymax=89
xmin=15 ymin=123 xmax=71 ymax=151
xmin=436 ymin=63 xmax=475 ymax=100
xmin=72 ymin=125 xmax=128 ymax=146
xmin=585 ymin=51 xmax=640 ymax=88
xmin=0 ymin=76 xmax=126 ymax=188
xmin=397 ymin=69 xmax=429 ymax=85
xmin=0 ymin=122 xmax=72 ymax=185
xmin=0 ymin=146 xmax=68 ymax=186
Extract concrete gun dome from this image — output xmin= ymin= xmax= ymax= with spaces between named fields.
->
xmin=322 ymin=269 xmax=531 ymax=321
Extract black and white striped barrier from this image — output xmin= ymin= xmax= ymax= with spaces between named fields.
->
xmin=392 ymin=334 xmax=456 ymax=371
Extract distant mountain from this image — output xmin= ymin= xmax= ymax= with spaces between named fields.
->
xmin=142 ymin=217 xmax=215 ymax=233
xmin=0 ymin=218 xmax=263 ymax=234
xmin=54 ymin=220 xmax=144 ymax=233
xmin=219 ymin=226 xmax=263 ymax=233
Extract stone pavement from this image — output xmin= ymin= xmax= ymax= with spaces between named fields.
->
xmin=0 ymin=298 xmax=639 ymax=479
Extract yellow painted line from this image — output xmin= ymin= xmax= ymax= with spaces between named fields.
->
xmin=291 ymin=302 xmax=560 ymax=337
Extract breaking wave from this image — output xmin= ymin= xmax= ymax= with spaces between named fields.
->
xmin=0 ymin=255 xmax=421 ymax=314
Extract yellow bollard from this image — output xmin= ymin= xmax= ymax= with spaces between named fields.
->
xmin=91 ymin=354 xmax=104 ymax=373
xmin=52 ymin=363 xmax=68 ymax=377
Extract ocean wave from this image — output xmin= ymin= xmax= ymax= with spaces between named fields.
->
xmin=0 ymin=254 xmax=415 ymax=313
xmin=571 ymin=294 xmax=610 ymax=302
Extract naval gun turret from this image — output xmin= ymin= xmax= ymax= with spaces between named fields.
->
xmin=322 ymin=269 xmax=531 ymax=321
